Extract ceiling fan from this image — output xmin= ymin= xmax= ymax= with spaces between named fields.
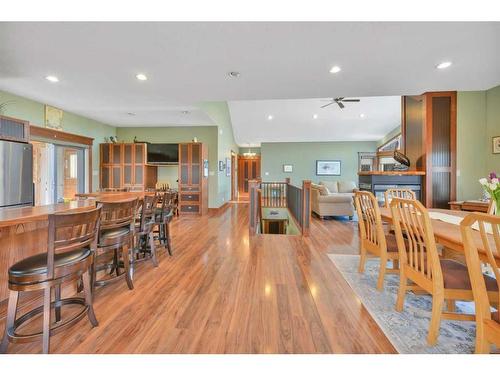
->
xmin=321 ymin=97 xmax=360 ymax=109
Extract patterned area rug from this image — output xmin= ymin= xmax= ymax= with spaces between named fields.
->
xmin=328 ymin=254 xmax=476 ymax=354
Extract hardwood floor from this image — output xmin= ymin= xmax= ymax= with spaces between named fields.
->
xmin=0 ymin=203 xmax=395 ymax=353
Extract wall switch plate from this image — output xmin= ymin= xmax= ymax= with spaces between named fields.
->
xmin=456 ymin=169 xmax=461 ymax=177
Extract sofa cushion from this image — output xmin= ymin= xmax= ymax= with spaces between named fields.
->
xmin=318 ymin=194 xmax=353 ymax=203
xmin=319 ymin=181 xmax=338 ymax=193
xmin=338 ymin=181 xmax=357 ymax=193
xmin=311 ymin=183 xmax=329 ymax=196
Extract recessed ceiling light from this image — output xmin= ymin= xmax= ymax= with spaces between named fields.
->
xmin=45 ymin=75 xmax=59 ymax=83
xmin=267 ymin=115 xmax=274 ymax=120
xmin=436 ymin=61 xmax=452 ymax=69
xmin=360 ymin=113 xmax=366 ymax=118
xmin=182 ymin=110 xmax=190 ymax=115
xmin=313 ymin=114 xmax=318 ymax=119
xmin=228 ymin=71 xmax=241 ymax=78
xmin=329 ymin=66 xmax=341 ymax=74
xmin=127 ymin=112 xmax=136 ymax=116
xmin=135 ymin=73 xmax=148 ymax=81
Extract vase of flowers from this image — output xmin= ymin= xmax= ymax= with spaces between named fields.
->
xmin=479 ymin=172 xmax=500 ymax=215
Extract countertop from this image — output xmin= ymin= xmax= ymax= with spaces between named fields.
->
xmin=0 ymin=192 xmax=151 ymax=227
xmin=0 ymin=200 xmax=96 ymax=227
xmin=358 ymin=171 xmax=426 ymax=176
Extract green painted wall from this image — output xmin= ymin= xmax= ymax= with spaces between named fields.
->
xmin=238 ymin=147 xmax=261 ymax=155
xmin=261 ymin=141 xmax=377 ymax=185
xmin=0 ymin=90 xmax=116 ymax=192
xmin=116 ymin=126 xmax=219 ymax=208
xmin=198 ymin=102 xmax=239 ymax=206
xmin=486 ymin=85 xmax=500 ymax=175
xmin=456 ymin=91 xmax=487 ymax=200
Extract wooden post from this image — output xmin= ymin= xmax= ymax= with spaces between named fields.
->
xmin=301 ymin=180 xmax=312 ymax=236
xmin=249 ymin=179 xmax=260 ymax=235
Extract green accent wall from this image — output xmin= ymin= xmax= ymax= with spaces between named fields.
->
xmin=116 ymin=126 xmax=219 ymax=208
xmin=198 ymin=102 xmax=239 ymax=206
xmin=261 ymin=141 xmax=377 ymax=185
xmin=0 ymin=90 xmax=116 ymax=192
xmin=456 ymin=91 xmax=487 ymax=200
xmin=457 ymin=85 xmax=500 ymax=200
xmin=486 ymin=85 xmax=500 ymax=174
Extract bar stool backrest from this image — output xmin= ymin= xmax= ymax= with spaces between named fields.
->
xmin=97 ymin=198 xmax=138 ymax=231
xmin=48 ymin=204 xmax=102 ymax=279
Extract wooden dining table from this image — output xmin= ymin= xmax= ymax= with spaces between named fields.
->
xmin=379 ymin=207 xmax=497 ymax=262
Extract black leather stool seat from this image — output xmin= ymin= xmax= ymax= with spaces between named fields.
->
xmin=100 ymin=226 xmax=130 ymax=241
xmin=9 ymin=248 xmax=91 ymax=284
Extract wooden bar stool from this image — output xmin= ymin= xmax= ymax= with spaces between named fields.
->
xmin=154 ymin=191 xmax=174 ymax=256
xmin=93 ymin=199 xmax=137 ymax=290
xmin=134 ymin=194 xmax=160 ymax=266
xmin=0 ymin=205 xmax=102 ymax=354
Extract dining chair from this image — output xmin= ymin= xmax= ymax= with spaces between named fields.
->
xmin=354 ymin=191 xmax=402 ymax=290
xmin=0 ymin=205 xmax=102 ymax=354
xmin=94 ymin=198 xmax=137 ymax=290
xmin=134 ymin=194 xmax=160 ymax=266
xmin=460 ymin=212 xmax=500 ymax=353
xmin=390 ymin=198 xmax=498 ymax=345
xmin=384 ymin=188 xmax=416 ymax=208
xmin=487 ymin=200 xmax=497 ymax=215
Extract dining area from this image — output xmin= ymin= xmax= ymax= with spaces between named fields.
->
xmin=0 ymin=189 xmax=178 ymax=354
xmin=352 ymin=183 xmax=500 ymax=354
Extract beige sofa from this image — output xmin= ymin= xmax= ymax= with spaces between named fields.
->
xmin=310 ymin=181 xmax=357 ymax=219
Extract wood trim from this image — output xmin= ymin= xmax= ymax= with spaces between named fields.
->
xmin=401 ymin=96 xmax=406 ymax=154
xmin=208 ymin=201 xmax=230 ymax=214
xmin=30 ymin=125 xmax=94 ymax=146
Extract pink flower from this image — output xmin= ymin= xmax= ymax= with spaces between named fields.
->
xmin=489 ymin=171 xmax=497 ymax=180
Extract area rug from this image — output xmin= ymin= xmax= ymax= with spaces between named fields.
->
xmin=328 ymin=254 xmax=476 ymax=354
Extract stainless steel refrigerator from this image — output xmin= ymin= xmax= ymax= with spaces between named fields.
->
xmin=0 ymin=140 xmax=34 ymax=208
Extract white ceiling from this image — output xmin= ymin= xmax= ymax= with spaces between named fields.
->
xmin=229 ymin=96 xmax=401 ymax=146
xmin=0 ymin=22 xmax=499 ymax=140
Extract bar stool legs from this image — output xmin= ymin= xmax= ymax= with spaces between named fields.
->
xmin=0 ymin=290 xmax=19 ymax=353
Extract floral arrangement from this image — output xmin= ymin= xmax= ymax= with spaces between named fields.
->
xmin=479 ymin=172 xmax=500 ymax=215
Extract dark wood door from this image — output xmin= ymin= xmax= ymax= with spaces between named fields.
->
xmin=238 ymin=156 xmax=261 ymax=197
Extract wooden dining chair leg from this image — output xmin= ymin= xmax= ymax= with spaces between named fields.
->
xmin=42 ymin=287 xmax=52 ymax=354
xmin=82 ymin=269 xmax=99 ymax=327
xmin=0 ymin=290 xmax=19 ymax=353
xmin=446 ymin=299 xmax=456 ymax=312
xmin=54 ymin=284 xmax=62 ymax=323
xmin=149 ymin=232 xmax=159 ymax=267
xmin=475 ymin=321 xmax=490 ymax=354
xmin=377 ymin=256 xmax=388 ymax=291
xmin=427 ymin=294 xmax=444 ymax=345
xmin=358 ymin=245 xmax=367 ymax=273
xmin=122 ymin=243 xmax=134 ymax=290
xmin=395 ymin=274 xmax=408 ymax=311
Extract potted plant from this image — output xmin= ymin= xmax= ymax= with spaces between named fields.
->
xmin=479 ymin=172 xmax=500 ymax=215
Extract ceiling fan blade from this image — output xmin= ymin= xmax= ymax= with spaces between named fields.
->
xmin=320 ymin=102 xmax=334 ymax=108
xmin=334 ymin=97 xmax=344 ymax=102
xmin=342 ymin=99 xmax=360 ymax=102
xmin=337 ymin=101 xmax=345 ymax=109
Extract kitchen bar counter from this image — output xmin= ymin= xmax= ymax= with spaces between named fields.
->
xmin=0 ymin=191 xmax=152 ymax=303
xmin=358 ymin=171 xmax=426 ymax=176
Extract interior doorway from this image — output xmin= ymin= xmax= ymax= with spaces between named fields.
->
xmin=31 ymin=141 xmax=86 ymax=205
xmin=237 ymin=155 xmax=261 ymax=200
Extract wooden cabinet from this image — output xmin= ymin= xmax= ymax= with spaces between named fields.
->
xmin=0 ymin=115 xmax=30 ymax=143
xmin=178 ymin=143 xmax=208 ymax=215
xmin=100 ymin=143 xmax=157 ymax=191
xmin=402 ymin=91 xmax=456 ymax=208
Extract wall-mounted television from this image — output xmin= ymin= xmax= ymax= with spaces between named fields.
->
xmin=147 ymin=143 xmax=179 ymax=165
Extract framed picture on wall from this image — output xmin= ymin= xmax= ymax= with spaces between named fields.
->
xmin=44 ymin=105 xmax=63 ymax=130
xmin=218 ymin=160 xmax=225 ymax=171
xmin=316 ymin=160 xmax=341 ymax=176
xmin=225 ymin=157 xmax=231 ymax=176
xmin=283 ymin=164 xmax=293 ymax=173
xmin=493 ymin=136 xmax=500 ymax=154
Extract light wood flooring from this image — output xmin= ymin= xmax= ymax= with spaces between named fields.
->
xmin=0 ymin=203 xmax=395 ymax=353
